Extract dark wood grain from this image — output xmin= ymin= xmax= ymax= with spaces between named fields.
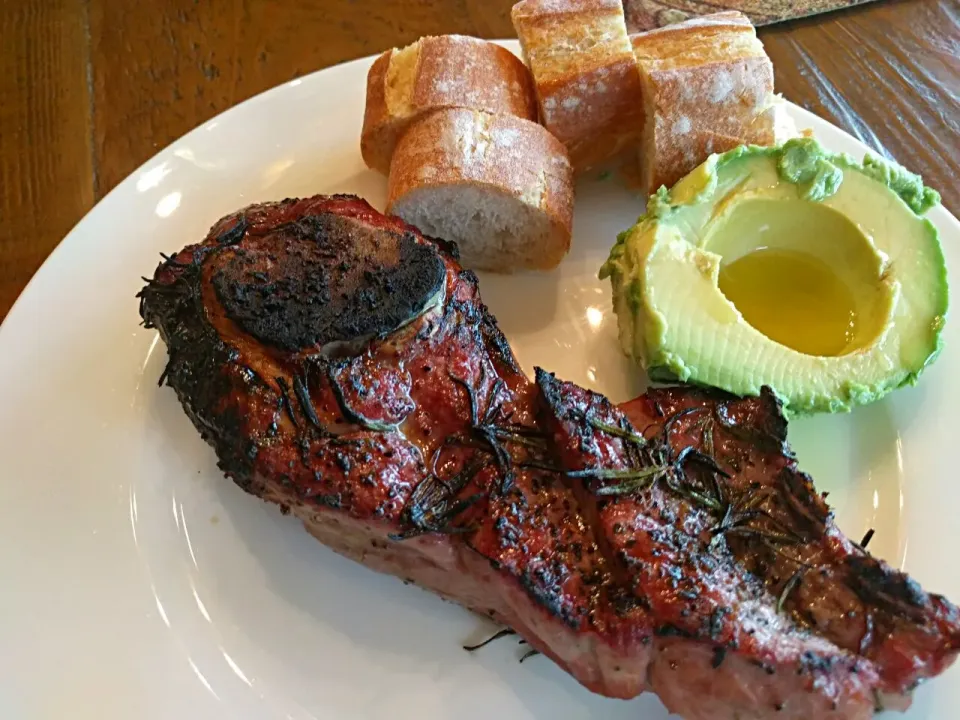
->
xmin=760 ymin=0 xmax=960 ymax=213
xmin=625 ymin=0 xmax=880 ymax=30
xmin=0 ymin=0 xmax=957 ymax=322
xmin=0 ymin=0 xmax=94 ymax=319
xmin=88 ymin=0 xmax=517 ymax=195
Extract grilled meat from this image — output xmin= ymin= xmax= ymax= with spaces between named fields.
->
xmin=539 ymin=374 xmax=960 ymax=717
xmin=138 ymin=193 xmax=960 ymax=719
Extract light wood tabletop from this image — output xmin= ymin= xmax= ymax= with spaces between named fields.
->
xmin=1 ymin=0 xmax=957 ymax=320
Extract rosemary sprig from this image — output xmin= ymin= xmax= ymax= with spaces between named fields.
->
xmin=396 ymin=367 xmax=550 ymax=540
xmin=718 ymin=525 xmax=799 ymax=545
xmin=519 ymin=649 xmax=541 ymax=663
xmin=673 ymin=445 xmax=731 ymax=479
xmin=450 ymin=373 xmax=483 ymax=426
xmin=587 ymin=416 xmax=647 ymax=447
xmin=463 ymin=628 xmax=515 ymax=652
xmin=778 ymin=567 xmax=807 ymax=612
xmin=475 ymin=425 xmax=515 ymax=492
xmin=665 ymin=471 xmax=723 ymax=511
xmin=712 ymin=486 xmax=802 ymax=542
xmin=662 ymin=405 xmax=710 ymax=445
xmin=595 ymin=467 xmax=668 ymax=496
xmin=275 ymin=376 xmax=300 ymax=430
xmin=448 ymin=371 xmax=534 ymax=494
xmin=486 ymin=426 xmax=547 ymax=449
xmin=496 ymin=423 xmax=547 ymax=438
xmin=568 ymin=402 xmax=737 ymax=505
xmin=567 ymin=466 xmax=664 ymax=481
xmin=696 ymin=414 xmax=717 ymax=459
xmin=293 ymin=373 xmax=324 ymax=430
xmin=390 ymin=491 xmax=483 ymax=541
xmin=392 ymin=458 xmax=486 ymax=541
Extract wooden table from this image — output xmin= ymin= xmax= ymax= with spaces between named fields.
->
xmin=1 ymin=0 xmax=957 ymax=321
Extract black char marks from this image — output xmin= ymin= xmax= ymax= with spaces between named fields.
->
xmin=536 ymin=369 xmax=882 ymax=717
xmin=211 ymin=209 xmax=446 ymax=352
xmin=139 ymin=194 xmax=960 ymax=720
xmin=139 ymin=194 xmax=638 ymax=698
xmin=626 ymin=385 xmax=960 ymax=694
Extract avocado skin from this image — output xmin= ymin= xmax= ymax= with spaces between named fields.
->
xmin=600 ymin=139 xmax=949 ymax=415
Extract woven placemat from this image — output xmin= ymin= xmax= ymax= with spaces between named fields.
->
xmin=624 ymin=0 xmax=878 ymax=30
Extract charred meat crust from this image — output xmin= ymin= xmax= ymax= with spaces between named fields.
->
xmin=539 ymin=370 xmax=960 ymax=693
xmin=210 ymin=213 xmax=446 ymax=352
xmin=139 ymin=193 xmax=960 ymax=718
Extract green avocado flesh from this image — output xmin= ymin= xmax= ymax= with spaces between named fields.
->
xmin=600 ymin=138 xmax=949 ymax=414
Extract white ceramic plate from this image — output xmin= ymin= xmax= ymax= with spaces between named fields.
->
xmin=2 ymin=42 xmax=958 ymax=720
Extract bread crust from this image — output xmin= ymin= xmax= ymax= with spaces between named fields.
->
xmin=631 ymin=12 xmax=777 ymax=193
xmin=360 ymin=52 xmax=394 ymax=173
xmin=361 ymin=35 xmax=538 ymax=175
xmin=511 ymin=0 xmax=645 ymax=173
xmin=386 ymin=108 xmax=574 ymax=272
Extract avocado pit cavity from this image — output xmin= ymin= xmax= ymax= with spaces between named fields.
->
xmin=707 ymin=197 xmax=892 ymax=358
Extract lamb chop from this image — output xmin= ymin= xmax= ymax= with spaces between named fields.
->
xmin=138 ymin=193 xmax=960 ymax=719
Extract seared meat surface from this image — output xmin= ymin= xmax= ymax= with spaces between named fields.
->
xmin=614 ymin=386 xmax=960 ymax=697
xmin=540 ymin=374 xmax=960 ymax=716
xmin=138 ymin=194 xmax=960 ymax=719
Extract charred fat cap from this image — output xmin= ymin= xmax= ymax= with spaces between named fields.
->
xmin=211 ymin=211 xmax=446 ymax=352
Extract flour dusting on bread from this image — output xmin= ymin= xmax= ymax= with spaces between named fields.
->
xmin=512 ymin=0 xmax=645 ymax=173
xmin=631 ymin=11 xmax=777 ymax=193
xmin=359 ymin=10 xmax=785 ymax=274
xmin=361 ymin=35 xmax=537 ymax=175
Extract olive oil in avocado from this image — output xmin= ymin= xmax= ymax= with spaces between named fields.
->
xmin=718 ymin=248 xmax=858 ymax=357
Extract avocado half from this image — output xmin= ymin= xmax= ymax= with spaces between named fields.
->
xmin=600 ymin=138 xmax=948 ymax=414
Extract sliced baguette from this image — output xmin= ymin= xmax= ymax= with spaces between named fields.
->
xmin=386 ymin=108 xmax=574 ymax=273
xmin=630 ymin=12 xmax=777 ymax=193
xmin=511 ymin=0 xmax=645 ymax=173
xmin=361 ymin=35 xmax=538 ymax=175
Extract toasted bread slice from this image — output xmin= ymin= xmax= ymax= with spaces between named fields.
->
xmin=361 ymin=35 xmax=538 ymax=175
xmin=630 ymin=12 xmax=777 ymax=193
xmin=386 ymin=108 xmax=574 ymax=273
xmin=511 ymin=0 xmax=645 ymax=173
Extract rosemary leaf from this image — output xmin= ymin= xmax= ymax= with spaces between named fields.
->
xmin=700 ymin=415 xmax=716 ymax=459
xmin=778 ymin=568 xmax=805 ymax=612
xmin=463 ymin=628 xmax=515 ymax=651
xmin=487 ymin=426 xmax=547 ymax=449
xmin=567 ymin=466 xmax=665 ymax=481
xmin=595 ymin=473 xmax=664 ymax=496
xmin=587 ymin=417 xmax=647 ymax=447
xmin=722 ymin=525 xmax=798 ymax=545
xmin=519 ymin=649 xmax=541 ymax=663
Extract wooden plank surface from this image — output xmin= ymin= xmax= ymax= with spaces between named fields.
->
xmin=760 ymin=0 xmax=960 ymax=211
xmin=87 ymin=0 xmax=517 ymax=195
xmin=0 ymin=0 xmax=94 ymax=319
xmin=1 ymin=0 xmax=957 ymax=322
